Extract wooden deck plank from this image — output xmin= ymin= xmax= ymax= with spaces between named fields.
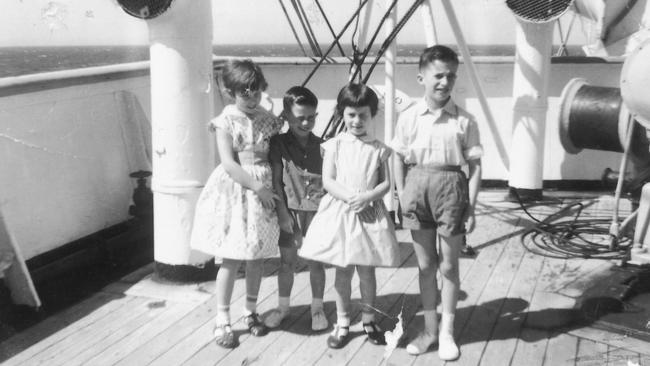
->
xmin=4 ymin=295 xmax=144 ymax=366
xmin=316 ymin=250 xmax=418 ymax=366
xmin=575 ymin=338 xmax=609 ymax=366
xmin=543 ymin=332 xmax=578 ymax=366
xmin=209 ymin=261 xmax=335 ymax=366
xmin=149 ymin=262 xmax=279 ymax=366
xmin=79 ymin=302 xmax=196 ymax=366
xmin=450 ymin=218 xmax=528 ymax=366
xmin=0 ymin=291 xmax=125 ymax=363
xmin=62 ymin=300 xmax=175 ymax=366
xmin=299 ymin=246 xmax=415 ymax=366
xmin=567 ymin=327 xmax=650 ymax=359
xmin=605 ymin=344 xmax=640 ymax=366
xmin=44 ymin=297 xmax=153 ymax=366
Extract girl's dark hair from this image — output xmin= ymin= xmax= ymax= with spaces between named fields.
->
xmin=418 ymin=45 xmax=459 ymax=70
xmin=335 ymin=83 xmax=379 ymax=117
xmin=283 ymin=86 xmax=318 ymax=112
xmin=221 ymin=59 xmax=268 ymax=97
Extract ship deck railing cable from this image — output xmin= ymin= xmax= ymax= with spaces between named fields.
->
xmin=322 ymin=0 xmax=424 ymax=139
xmin=290 ymin=0 xmax=322 ymax=58
xmin=313 ymin=0 xmax=347 ymax=58
xmin=295 ymin=0 xmax=325 ymax=58
xmin=301 ymin=0 xmax=370 ymax=86
xmin=514 ymin=189 xmax=633 ymax=260
xmin=278 ymin=0 xmax=314 ymax=60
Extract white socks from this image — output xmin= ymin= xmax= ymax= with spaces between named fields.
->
xmin=439 ymin=312 xmax=460 ymax=361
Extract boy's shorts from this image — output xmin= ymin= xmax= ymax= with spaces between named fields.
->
xmin=278 ymin=210 xmax=316 ymax=248
xmin=399 ymin=165 xmax=469 ymax=237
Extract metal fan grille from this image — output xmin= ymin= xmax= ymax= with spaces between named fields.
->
xmin=506 ymin=0 xmax=573 ymax=23
xmin=117 ymin=0 xmax=174 ymax=19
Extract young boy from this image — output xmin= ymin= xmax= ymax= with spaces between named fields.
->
xmin=391 ymin=45 xmax=482 ymax=360
xmin=265 ymin=86 xmax=328 ymax=331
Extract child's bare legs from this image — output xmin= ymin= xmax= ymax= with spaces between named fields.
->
xmin=309 ymin=260 xmax=328 ymax=331
xmin=328 ymin=265 xmax=353 ymax=348
xmin=244 ymin=259 xmax=268 ymax=336
xmin=265 ymin=247 xmax=296 ymax=328
xmin=407 ymin=229 xmax=439 ymax=354
xmin=437 ymin=234 xmax=461 ymax=360
xmin=214 ymin=258 xmax=240 ymax=347
xmin=357 ymin=265 xmax=386 ymax=345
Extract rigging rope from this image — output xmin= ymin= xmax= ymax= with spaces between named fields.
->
xmin=301 ymin=0 xmax=370 ymax=86
xmin=313 ymin=0 xmax=347 ymax=58
xmin=278 ymin=0 xmax=313 ymax=59
xmin=290 ymin=0 xmax=322 ymax=57
xmin=296 ymin=0 xmax=324 ymax=57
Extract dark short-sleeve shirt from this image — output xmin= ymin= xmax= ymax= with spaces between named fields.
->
xmin=269 ymin=132 xmax=325 ymax=211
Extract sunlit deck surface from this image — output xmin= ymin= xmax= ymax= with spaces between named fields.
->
xmin=2 ymin=190 xmax=650 ymax=366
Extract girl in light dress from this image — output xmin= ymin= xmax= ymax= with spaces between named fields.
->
xmin=299 ymin=83 xmax=401 ymax=349
xmin=190 ymin=59 xmax=283 ymax=348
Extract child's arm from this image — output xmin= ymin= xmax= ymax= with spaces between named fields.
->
xmin=269 ymin=142 xmax=294 ymax=233
xmin=393 ymin=153 xmax=407 ymax=198
xmin=350 ymin=159 xmax=391 ymax=221
xmin=216 ymin=128 xmax=278 ymax=209
xmin=322 ymin=148 xmax=355 ymax=203
xmin=464 ymin=158 xmax=482 ymax=233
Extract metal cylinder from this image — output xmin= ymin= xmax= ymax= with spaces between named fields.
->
xmin=559 ymin=78 xmax=650 ymax=161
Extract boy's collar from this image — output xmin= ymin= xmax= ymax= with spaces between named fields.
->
xmin=339 ymin=131 xmax=376 ymax=142
xmin=417 ymin=98 xmax=457 ymax=117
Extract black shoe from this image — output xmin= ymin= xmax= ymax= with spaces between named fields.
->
xmin=363 ymin=321 xmax=386 ymax=345
xmin=327 ymin=325 xmax=350 ymax=349
xmin=461 ymin=245 xmax=477 ymax=257
xmin=244 ymin=313 xmax=268 ymax=337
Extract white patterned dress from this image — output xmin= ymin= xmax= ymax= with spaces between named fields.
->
xmin=299 ymin=132 xmax=401 ymax=267
xmin=191 ymin=105 xmax=283 ymax=260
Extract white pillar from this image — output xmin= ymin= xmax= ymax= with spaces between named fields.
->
xmin=420 ymin=0 xmax=438 ymax=47
xmin=148 ymin=0 xmax=215 ymax=280
xmin=384 ymin=0 xmax=397 ymax=211
xmin=508 ymin=20 xmax=553 ymax=199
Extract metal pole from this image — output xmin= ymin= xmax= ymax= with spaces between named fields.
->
xmin=439 ymin=0 xmax=509 ymax=170
xmin=420 ymin=0 xmax=438 ymax=47
xmin=148 ymin=0 xmax=215 ymax=281
xmin=508 ymin=19 xmax=553 ymax=200
xmin=350 ymin=0 xmax=374 ymax=81
xmin=384 ymin=0 xmax=397 ymax=211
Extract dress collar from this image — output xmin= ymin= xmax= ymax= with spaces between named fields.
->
xmin=416 ymin=98 xmax=457 ymax=117
xmin=338 ymin=131 xmax=376 ymax=143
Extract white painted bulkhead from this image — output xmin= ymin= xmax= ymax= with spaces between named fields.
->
xmin=0 ymin=57 xmax=625 ymax=260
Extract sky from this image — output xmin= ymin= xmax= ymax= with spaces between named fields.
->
xmin=0 ymin=0 xmax=591 ymax=47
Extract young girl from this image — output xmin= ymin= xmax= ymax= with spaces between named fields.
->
xmin=190 ymin=59 xmax=283 ymax=348
xmin=299 ymin=83 xmax=401 ymax=349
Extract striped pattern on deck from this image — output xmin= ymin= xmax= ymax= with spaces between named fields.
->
xmin=1 ymin=191 xmax=649 ymax=365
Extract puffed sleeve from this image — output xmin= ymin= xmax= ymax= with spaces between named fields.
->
xmin=211 ymin=113 xmax=232 ymax=136
xmin=377 ymin=142 xmax=392 ymax=163
xmin=463 ymin=118 xmax=483 ymax=161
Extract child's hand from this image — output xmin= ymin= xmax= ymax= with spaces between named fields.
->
xmin=278 ymin=211 xmax=294 ymax=233
xmin=253 ymin=183 xmax=279 ymax=209
xmin=464 ymin=211 xmax=476 ymax=233
xmin=357 ymin=205 xmax=377 ymax=223
xmin=348 ymin=192 xmax=371 ymax=213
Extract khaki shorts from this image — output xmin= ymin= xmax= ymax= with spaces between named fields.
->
xmin=278 ymin=210 xmax=316 ymax=248
xmin=399 ymin=165 xmax=469 ymax=236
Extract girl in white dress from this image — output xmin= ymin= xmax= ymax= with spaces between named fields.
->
xmin=191 ymin=59 xmax=283 ymax=348
xmin=300 ymin=83 xmax=400 ymax=349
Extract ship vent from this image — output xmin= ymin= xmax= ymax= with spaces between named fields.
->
xmin=116 ymin=0 xmax=174 ymax=19
xmin=506 ymin=0 xmax=573 ymax=23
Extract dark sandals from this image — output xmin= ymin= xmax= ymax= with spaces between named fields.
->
xmin=363 ymin=321 xmax=386 ymax=345
xmin=244 ymin=312 xmax=269 ymax=337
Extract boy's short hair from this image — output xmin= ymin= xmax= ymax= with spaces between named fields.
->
xmin=221 ymin=59 xmax=268 ymax=97
xmin=283 ymin=86 xmax=318 ymax=112
xmin=418 ymin=45 xmax=459 ymax=70
xmin=336 ymin=83 xmax=379 ymax=117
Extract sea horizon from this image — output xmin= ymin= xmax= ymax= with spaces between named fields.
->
xmin=0 ymin=44 xmax=585 ymax=78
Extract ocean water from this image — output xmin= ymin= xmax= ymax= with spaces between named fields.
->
xmin=0 ymin=44 xmax=584 ymax=78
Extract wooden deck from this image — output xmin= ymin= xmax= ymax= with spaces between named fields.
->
xmin=2 ymin=190 xmax=649 ymax=366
